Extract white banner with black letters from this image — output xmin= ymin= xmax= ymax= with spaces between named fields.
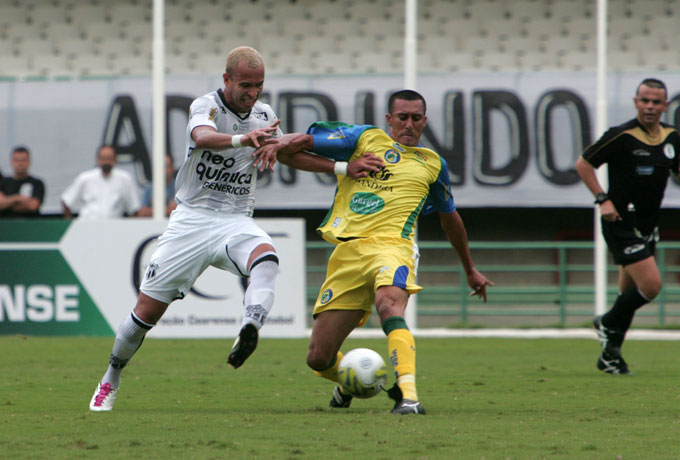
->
xmin=1 ymin=71 xmax=679 ymax=213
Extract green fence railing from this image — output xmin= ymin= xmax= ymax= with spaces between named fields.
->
xmin=306 ymin=241 xmax=680 ymax=327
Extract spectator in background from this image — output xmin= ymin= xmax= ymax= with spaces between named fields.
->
xmin=137 ymin=154 xmax=177 ymax=218
xmin=0 ymin=146 xmax=45 ymax=218
xmin=61 ymin=144 xmax=140 ymax=219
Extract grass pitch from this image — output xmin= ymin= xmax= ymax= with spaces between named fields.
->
xmin=2 ymin=335 xmax=680 ymax=459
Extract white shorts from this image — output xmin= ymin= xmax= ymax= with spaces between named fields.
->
xmin=140 ymin=204 xmax=274 ymax=304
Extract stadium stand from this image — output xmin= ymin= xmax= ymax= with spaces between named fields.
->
xmin=0 ymin=0 xmax=678 ymax=78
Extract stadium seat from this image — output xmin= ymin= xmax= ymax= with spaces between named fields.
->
xmin=109 ymin=4 xmax=151 ymax=27
xmin=0 ymin=56 xmax=33 ymax=78
xmin=434 ymin=51 xmax=477 ymax=72
xmin=419 ymin=35 xmax=460 ymax=54
xmin=28 ymin=4 xmax=69 ymax=27
xmin=564 ymin=17 xmax=595 ymax=40
xmin=481 ymin=18 xmax=522 ymax=40
xmin=608 ymin=17 xmax=646 ymax=41
xmin=188 ymin=3 xmax=229 ymax=25
xmin=44 ymin=23 xmax=84 ymax=42
xmin=71 ymin=54 xmax=113 ymax=77
xmin=549 ymin=0 xmax=593 ymax=22
xmin=518 ymin=51 xmax=561 ymax=71
xmin=607 ymin=49 xmax=643 ymax=70
xmin=67 ymin=4 xmax=109 ymax=24
xmin=124 ymin=22 xmax=153 ymax=42
xmin=466 ymin=0 xmax=509 ymax=21
xmin=82 ymin=21 xmax=125 ymax=42
xmin=477 ymin=51 xmax=519 ymax=71
xmin=266 ymin=0 xmax=311 ymax=22
xmin=55 ymin=38 xmax=98 ymax=60
xmin=32 ymin=53 xmax=75 ymax=78
xmin=315 ymin=52 xmax=355 ymax=75
xmin=16 ymin=37 xmax=58 ymax=58
xmin=115 ymin=55 xmax=151 ymax=76
xmin=307 ymin=1 xmax=349 ymax=22
xmin=319 ymin=17 xmax=361 ymax=40
xmin=424 ymin=0 xmax=467 ymax=23
xmin=443 ymin=18 xmax=484 ymax=39
xmin=542 ymin=36 xmax=586 ymax=55
xmin=523 ymin=18 xmax=566 ymax=40
xmin=461 ymin=36 xmax=504 ymax=54
xmin=560 ymin=50 xmax=596 ymax=71
xmin=354 ymin=51 xmax=399 ymax=73
xmin=508 ymin=0 xmax=549 ymax=23
xmin=628 ymin=0 xmax=673 ymax=22
xmin=96 ymin=37 xmax=142 ymax=60
xmin=641 ymin=49 xmax=680 ymax=70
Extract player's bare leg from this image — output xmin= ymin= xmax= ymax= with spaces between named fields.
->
xmin=307 ymin=309 xmax=363 ymax=407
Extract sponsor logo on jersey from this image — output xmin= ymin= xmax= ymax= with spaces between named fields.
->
xmin=233 ymin=123 xmax=238 ymax=131
xmin=320 ymin=289 xmax=333 ymax=304
xmin=349 ymin=192 xmax=385 ymax=214
xmin=392 ymin=143 xmax=405 ymax=152
xmin=635 ymin=165 xmax=654 ymax=175
xmin=331 ymin=217 xmax=341 ymax=228
xmin=196 ymin=150 xmax=253 ymax=195
xmin=384 ymin=149 xmax=401 ymax=164
xmin=209 ymin=108 xmax=218 ymax=121
xmin=413 ymin=151 xmax=428 ymax=164
xmin=664 ymin=143 xmax=675 ymax=159
xmin=623 ymin=243 xmax=645 ymax=255
xmin=370 ymin=166 xmax=393 ymax=181
xmin=632 ymin=149 xmax=650 ymax=156
xmin=252 ymin=111 xmax=269 ymax=121
xmin=328 ymin=129 xmax=346 ymax=140
xmin=355 ymin=178 xmax=393 ymax=192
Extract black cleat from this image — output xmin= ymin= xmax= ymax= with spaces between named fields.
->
xmin=391 ymin=398 xmax=427 ymax=415
xmin=228 ymin=323 xmax=258 ymax=369
xmin=593 ymin=316 xmax=631 ymax=375
xmin=597 ymin=352 xmax=631 ymax=375
xmin=329 ymin=386 xmax=353 ymax=408
xmin=386 ymin=383 xmax=426 ymax=415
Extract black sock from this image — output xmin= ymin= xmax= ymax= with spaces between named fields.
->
xmin=602 ymin=287 xmax=649 ymax=332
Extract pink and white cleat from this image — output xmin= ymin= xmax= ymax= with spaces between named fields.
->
xmin=89 ymin=382 xmax=118 ymax=411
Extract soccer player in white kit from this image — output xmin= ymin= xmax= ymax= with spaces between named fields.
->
xmin=89 ymin=46 xmax=383 ymax=411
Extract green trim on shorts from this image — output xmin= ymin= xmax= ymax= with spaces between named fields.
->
xmin=382 ymin=316 xmax=409 ymax=335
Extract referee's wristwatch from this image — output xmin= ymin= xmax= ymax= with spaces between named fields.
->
xmin=594 ymin=192 xmax=610 ymax=205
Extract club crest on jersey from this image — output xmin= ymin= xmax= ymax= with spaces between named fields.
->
xmin=328 ymin=129 xmax=346 ymax=140
xmin=233 ymin=123 xmax=238 ymax=131
xmin=664 ymin=143 xmax=675 ymax=159
xmin=320 ymin=289 xmax=333 ymax=304
xmin=384 ymin=149 xmax=401 ymax=164
xmin=209 ymin=108 xmax=217 ymax=121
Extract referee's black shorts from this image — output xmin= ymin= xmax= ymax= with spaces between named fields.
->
xmin=601 ymin=219 xmax=658 ymax=266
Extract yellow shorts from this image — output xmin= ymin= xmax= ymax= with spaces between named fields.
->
xmin=313 ymin=236 xmax=422 ymax=327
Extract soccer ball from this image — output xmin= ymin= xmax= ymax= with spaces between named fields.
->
xmin=337 ymin=348 xmax=388 ymax=398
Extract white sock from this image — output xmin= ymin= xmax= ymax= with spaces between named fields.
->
xmin=101 ymin=312 xmax=153 ymax=388
xmin=242 ymin=254 xmax=278 ymax=329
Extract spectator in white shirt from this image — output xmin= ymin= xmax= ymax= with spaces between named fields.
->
xmin=61 ymin=144 xmax=140 ymax=219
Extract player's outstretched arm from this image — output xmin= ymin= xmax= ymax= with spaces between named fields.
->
xmin=439 ymin=210 xmax=493 ymax=302
xmin=192 ymin=121 xmax=279 ymax=151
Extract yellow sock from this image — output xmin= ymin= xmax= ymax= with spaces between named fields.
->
xmin=313 ymin=351 xmax=344 ymax=383
xmin=387 ymin=327 xmax=418 ymax=401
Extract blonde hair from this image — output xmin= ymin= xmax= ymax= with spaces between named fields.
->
xmin=225 ymin=46 xmax=264 ymax=75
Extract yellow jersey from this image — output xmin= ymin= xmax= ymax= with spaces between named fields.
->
xmin=307 ymin=122 xmax=455 ymax=244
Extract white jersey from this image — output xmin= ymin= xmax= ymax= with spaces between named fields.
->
xmin=61 ymin=167 xmax=140 ymax=219
xmin=174 ymin=89 xmax=281 ymax=215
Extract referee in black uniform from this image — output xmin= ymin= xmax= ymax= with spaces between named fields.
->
xmin=576 ymin=78 xmax=680 ymax=375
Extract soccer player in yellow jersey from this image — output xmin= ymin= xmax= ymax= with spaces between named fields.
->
xmin=270 ymin=89 xmax=493 ymax=414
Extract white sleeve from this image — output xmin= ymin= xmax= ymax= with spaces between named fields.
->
xmin=189 ymin=96 xmax=218 ymax=133
xmin=60 ymin=173 xmax=85 ymax=210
